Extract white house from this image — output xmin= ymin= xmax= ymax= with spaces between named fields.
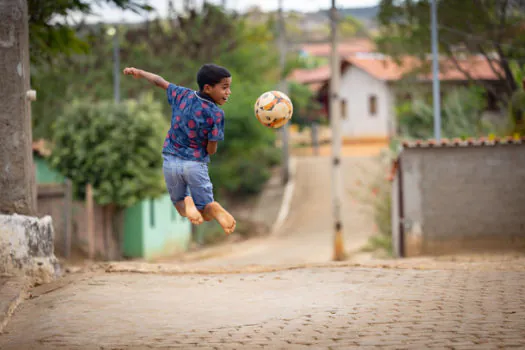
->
xmin=289 ymin=53 xmax=504 ymax=143
xmin=338 ymin=54 xmax=396 ymax=141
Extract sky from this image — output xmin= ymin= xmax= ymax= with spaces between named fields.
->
xmin=86 ymin=0 xmax=380 ymax=23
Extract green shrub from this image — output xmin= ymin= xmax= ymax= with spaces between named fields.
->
xmin=50 ymin=94 xmax=168 ymax=207
xmin=398 ymin=86 xmax=499 ymax=139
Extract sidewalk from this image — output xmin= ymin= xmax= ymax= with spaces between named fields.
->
xmin=0 ymin=276 xmax=29 ymax=334
xmin=0 ymin=256 xmax=524 ymax=349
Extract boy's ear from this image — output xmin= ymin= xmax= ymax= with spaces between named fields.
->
xmin=203 ymin=84 xmax=213 ymax=93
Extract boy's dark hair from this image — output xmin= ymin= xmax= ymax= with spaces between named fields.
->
xmin=197 ymin=64 xmax=231 ymax=91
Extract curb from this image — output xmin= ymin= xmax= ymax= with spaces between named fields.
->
xmin=271 ymin=157 xmax=297 ymax=235
xmin=0 ymin=277 xmax=30 ymax=334
xmin=102 ymin=255 xmax=525 ymax=276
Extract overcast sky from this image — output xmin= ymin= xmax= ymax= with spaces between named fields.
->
xmin=86 ymin=0 xmax=380 ymax=23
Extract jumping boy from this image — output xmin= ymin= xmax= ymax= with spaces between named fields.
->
xmin=123 ymin=64 xmax=236 ymax=234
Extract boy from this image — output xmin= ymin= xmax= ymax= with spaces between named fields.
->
xmin=123 ymin=64 xmax=236 ymax=234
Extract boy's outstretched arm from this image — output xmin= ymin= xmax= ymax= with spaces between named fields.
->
xmin=123 ymin=67 xmax=169 ymax=90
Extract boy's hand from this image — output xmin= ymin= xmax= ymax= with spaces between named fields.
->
xmin=123 ymin=67 xmax=169 ymax=90
xmin=123 ymin=67 xmax=141 ymax=78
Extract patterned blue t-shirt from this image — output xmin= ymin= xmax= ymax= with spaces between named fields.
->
xmin=162 ymin=83 xmax=225 ymax=163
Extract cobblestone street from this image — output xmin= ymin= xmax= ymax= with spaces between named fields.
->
xmin=1 ymin=263 xmax=524 ymax=349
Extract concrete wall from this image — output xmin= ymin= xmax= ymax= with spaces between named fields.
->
xmin=395 ymin=144 xmax=525 ymax=256
xmin=123 ymin=194 xmax=191 ymax=260
xmin=341 ymin=66 xmax=393 ymax=138
xmin=340 ymin=66 xmax=393 ymax=139
xmin=0 ymin=214 xmax=59 ymax=282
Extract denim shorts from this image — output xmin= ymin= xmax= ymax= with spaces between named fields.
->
xmin=162 ymin=153 xmax=214 ymax=210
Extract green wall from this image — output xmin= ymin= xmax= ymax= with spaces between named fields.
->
xmin=123 ymin=194 xmax=191 ymax=260
xmin=34 ymin=155 xmax=64 ymax=184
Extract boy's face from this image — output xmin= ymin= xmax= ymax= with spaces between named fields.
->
xmin=204 ymin=77 xmax=232 ymax=106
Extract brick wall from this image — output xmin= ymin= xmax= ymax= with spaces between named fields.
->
xmin=394 ymin=142 xmax=525 ymax=256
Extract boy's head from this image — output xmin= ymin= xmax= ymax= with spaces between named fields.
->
xmin=197 ymin=64 xmax=232 ymax=106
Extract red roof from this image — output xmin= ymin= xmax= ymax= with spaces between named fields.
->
xmin=300 ymin=39 xmax=375 ymax=57
xmin=288 ymin=66 xmax=330 ymax=84
xmin=32 ymin=139 xmax=51 ymax=157
xmin=289 ymin=54 xmax=503 ymax=87
xmin=347 ymin=55 xmax=503 ymax=81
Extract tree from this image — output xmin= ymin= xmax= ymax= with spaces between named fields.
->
xmin=508 ymin=61 xmax=525 ymax=133
xmin=397 ymin=86 xmax=499 ymax=139
xmin=28 ymin=0 xmax=151 ymax=63
xmin=288 ymin=82 xmax=325 ymax=129
xmin=376 ymin=0 xmax=525 ymax=110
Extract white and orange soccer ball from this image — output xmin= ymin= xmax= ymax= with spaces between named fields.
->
xmin=254 ymin=90 xmax=293 ymax=128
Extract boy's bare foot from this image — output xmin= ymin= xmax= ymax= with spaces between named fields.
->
xmin=183 ymin=196 xmax=204 ymax=225
xmin=204 ymin=202 xmax=236 ymax=235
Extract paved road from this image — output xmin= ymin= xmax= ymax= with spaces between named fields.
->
xmin=3 ymin=154 xmax=524 ymax=349
xmin=1 ymin=265 xmax=524 ymax=349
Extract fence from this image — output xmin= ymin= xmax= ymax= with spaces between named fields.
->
xmin=36 ymin=182 xmax=116 ymax=260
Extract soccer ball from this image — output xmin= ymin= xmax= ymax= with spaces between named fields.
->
xmin=254 ymin=90 xmax=293 ymax=128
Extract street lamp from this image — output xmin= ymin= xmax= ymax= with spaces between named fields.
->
xmin=107 ymin=26 xmax=120 ymax=103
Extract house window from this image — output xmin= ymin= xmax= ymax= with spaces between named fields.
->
xmin=369 ymin=95 xmax=377 ymax=116
xmin=341 ymin=99 xmax=347 ymax=119
xmin=149 ymin=199 xmax=155 ymax=228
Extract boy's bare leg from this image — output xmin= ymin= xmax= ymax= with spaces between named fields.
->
xmin=199 ymin=209 xmax=214 ymax=222
xmin=175 ymin=201 xmax=187 ymax=216
xmin=203 ymin=202 xmax=236 ymax=234
xmin=175 ymin=196 xmax=203 ymax=225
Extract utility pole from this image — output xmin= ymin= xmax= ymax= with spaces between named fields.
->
xmin=278 ymin=0 xmax=290 ymax=184
xmin=0 ymin=0 xmax=36 ymax=215
xmin=113 ymin=27 xmax=120 ymax=103
xmin=167 ymin=0 xmax=176 ymax=19
xmin=106 ymin=26 xmax=120 ymax=103
xmin=330 ymin=0 xmax=344 ymax=261
xmin=431 ymin=0 xmax=441 ymax=141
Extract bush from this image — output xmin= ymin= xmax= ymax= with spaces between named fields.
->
xmin=349 ymin=144 xmax=399 ymax=257
xmin=398 ymin=86 xmax=498 ymax=139
xmin=50 ymin=94 xmax=168 ymax=207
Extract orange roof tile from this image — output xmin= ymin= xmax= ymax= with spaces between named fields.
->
xmin=288 ymin=65 xmax=330 ymax=84
xmin=346 ymin=55 xmax=502 ymax=81
xmin=402 ymin=136 xmax=525 ymax=148
xmin=32 ymin=139 xmax=52 ymax=157
xmin=289 ymin=55 xmax=503 ymax=87
xmin=300 ymin=38 xmax=375 ymax=57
